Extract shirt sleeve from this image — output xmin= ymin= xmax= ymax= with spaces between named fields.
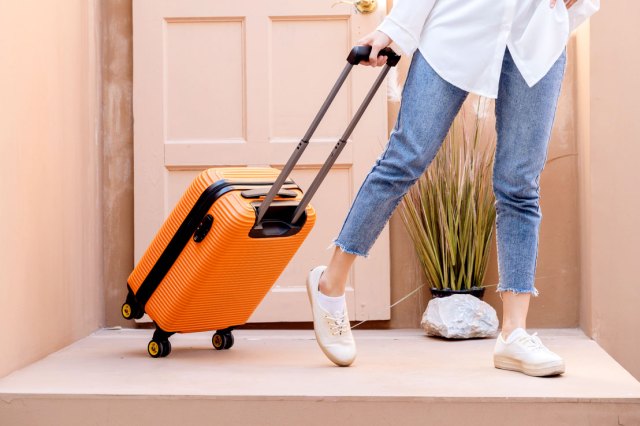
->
xmin=376 ymin=0 xmax=437 ymax=55
xmin=568 ymin=0 xmax=600 ymax=32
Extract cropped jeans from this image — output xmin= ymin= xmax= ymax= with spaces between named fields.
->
xmin=332 ymin=48 xmax=567 ymax=295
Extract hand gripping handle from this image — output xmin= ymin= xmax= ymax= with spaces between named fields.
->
xmin=347 ymin=46 xmax=401 ymax=67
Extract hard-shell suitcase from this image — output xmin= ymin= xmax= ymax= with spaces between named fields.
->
xmin=122 ymin=46 xmax=401 ymax=357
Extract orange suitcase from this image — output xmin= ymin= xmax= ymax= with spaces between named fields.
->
xmin=121 ymin=46 xmax=400 ymax=357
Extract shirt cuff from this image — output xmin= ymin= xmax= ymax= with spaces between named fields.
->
xmin=376 ymin=16 xmax=419 ymax=56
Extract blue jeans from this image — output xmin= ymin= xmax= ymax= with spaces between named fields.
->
xmin=332 ymin=48 xmax=567 ymax=295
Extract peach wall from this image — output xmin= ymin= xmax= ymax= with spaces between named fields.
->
xmin=579 ymin=2 xmax=640 ymax=380
xmin=0 ymin=1 xmax=103 ymax=377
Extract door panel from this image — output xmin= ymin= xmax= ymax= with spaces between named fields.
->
xmin=165 ymin=19 xmax=246 ymax=142
xmin=270 ymin=17 xmax=350 ymax=140
xmin=134 ymin=0 xmax=391 ymax=321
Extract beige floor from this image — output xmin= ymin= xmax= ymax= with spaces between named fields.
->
xmin=1 ymin=329 xmax=639 ymax=425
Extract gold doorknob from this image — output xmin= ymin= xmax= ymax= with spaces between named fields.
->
xmin=333 ymin=0 xmax=378 ymax=14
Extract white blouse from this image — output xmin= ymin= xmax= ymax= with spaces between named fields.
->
xmin=377 ymin=0 xmax=600 ymax=98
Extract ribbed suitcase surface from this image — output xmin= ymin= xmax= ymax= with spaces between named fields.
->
xmin=127 ymin=167 xmax=316 ymax=333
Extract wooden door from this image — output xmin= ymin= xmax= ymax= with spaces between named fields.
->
xmin=133 ymin=0 xmax=391 ymax=321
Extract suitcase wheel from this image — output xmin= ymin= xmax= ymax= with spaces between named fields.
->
xmin=121 ymin=293 xmax=144 ymax=320
xmin=212 ymin=331 xmax=234 ymax=350
xmin=121 ymin=303 xmax=135 ymax=320
xmin=147 ymin=339 xmax=171 ymax=358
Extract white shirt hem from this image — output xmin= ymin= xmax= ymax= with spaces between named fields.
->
xmin=419 ymin=49 xmax=498 ymax=99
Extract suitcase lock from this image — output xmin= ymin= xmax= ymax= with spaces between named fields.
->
xmin=193 ymin=214 xmax=214 ymax=243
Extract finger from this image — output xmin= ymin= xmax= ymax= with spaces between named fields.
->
xmin=565 ymin=0 xmax=577 ymax=8
xmin=355 ymin=36 xmax=373 ymax=66
xmin=377 ymin=55 xmax=387 ymax=67
xmin=369 ymin=44 xmax=382 ymax=67
xmin=550 ymin=0 xmax=556 ymax=7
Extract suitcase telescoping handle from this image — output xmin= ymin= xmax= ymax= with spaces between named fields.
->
xmin=255 ymin=46 xmax=401 ymax=227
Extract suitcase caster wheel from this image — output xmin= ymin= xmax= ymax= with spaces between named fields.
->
xmin=161 ymin=340 xmax=172 ymax=357
xmin=148 ymin=340 xmax=171 ymax=358
xmin=122 ymin=296 xmax=144 ymax=320
xmin=224 ymin=333 xmax=234 ymax=350
xmin=121 ymin=303 xmax=133 ymax=320
xmin=212 ymin=332 xmax=233 ymax=350
xmin=212 ymin=333 xmax=225 ymax=350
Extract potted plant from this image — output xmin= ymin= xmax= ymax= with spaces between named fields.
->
xmin=400 ymin=99 xmax=495 ymax=299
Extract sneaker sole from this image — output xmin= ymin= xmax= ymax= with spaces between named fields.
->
xmin=306 ymin=268 xmax=355 ymax=367
xmin=494 ymin=356 xmax=565 ymax=377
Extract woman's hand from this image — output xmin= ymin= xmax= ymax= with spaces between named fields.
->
xmin=550 ymin=0 xmax=578 ymax=8
xmin=356 ymin=30 xmax=392 ymax=67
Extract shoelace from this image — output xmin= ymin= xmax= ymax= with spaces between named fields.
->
xmin=517 ymin=333 xmax=549 ymax=352
xmin=325 ymin=313 xmax=349 ymax=336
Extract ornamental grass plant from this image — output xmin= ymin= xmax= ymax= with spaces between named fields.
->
xmin=400 ymin=99 xmax=496 ymax=291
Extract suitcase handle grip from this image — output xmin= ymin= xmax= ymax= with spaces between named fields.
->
xmin=347 ymin=46 xmax=401 ymax=67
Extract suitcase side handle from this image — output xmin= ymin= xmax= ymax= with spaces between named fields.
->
xmin=255 ymin=46 xmax=400 ymax=227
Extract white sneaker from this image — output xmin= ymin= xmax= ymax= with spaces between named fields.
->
xmin=494 ymin=328 xmax=565 ymax=377
xmin=306 ymin=265 xmax=356 ymax=367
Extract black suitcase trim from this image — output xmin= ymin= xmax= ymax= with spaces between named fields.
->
xmin=130 ymin=179 xmax=299 ymax=310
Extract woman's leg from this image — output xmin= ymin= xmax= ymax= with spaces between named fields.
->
xmin=500 ymin=292 xmax=531 ymax=338
xmin=320 ymin=51 xmax=469 ymax=297
xmin=319 ymin=247 xmax=356 ymax=296
xmin=307 ymin=51 xmax=468 ymax=366
xmin=493 ymin=46 xmax=566 ymax=329
xmin=492 ymin=48 xmax=567 ymax=376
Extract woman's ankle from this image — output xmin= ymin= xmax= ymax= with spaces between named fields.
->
xmin=318 ymin=270 xmax=346 ymax=297
xmin=501 ymin=323 xmax=526 ymax=340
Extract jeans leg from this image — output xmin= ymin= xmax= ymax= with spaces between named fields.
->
xmin=493 ymin=48 xmax=567 ymax=295
xmin=332 ymin=51 xmax=468 ymax=257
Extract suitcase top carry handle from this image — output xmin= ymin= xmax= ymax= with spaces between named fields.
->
xmin=255 ymin=46 xmax=400 ymax=228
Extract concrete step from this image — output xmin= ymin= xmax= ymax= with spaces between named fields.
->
xmin=1 ymin=329 xmax=639 ymax=425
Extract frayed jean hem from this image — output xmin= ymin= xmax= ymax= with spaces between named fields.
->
xmin=496 ymin=286 xmax=539 ymax=297
xmin=327 ymin=239 xmax=370 ymax=258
